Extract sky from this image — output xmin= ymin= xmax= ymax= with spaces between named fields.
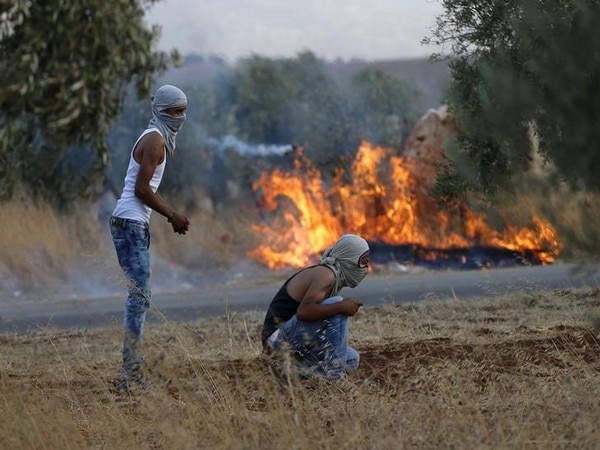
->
xmin=145 ymin=0 xmax=445 ymax=62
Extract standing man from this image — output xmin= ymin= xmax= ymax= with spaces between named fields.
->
xmin=109 ymin=85 xmax=190 ymax=392
xmin=261 ymin=234 xmax=370 ymax=381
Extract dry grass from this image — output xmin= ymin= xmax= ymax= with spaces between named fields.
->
xmin=0 ymin=198 xmax=253 ymax=297
xmin=0 ymin=199 xmax=111 ymax=293
xmin=150 ymin=207 xmax=256 ymax=271
xmin=2 ymin=288 xmax=600 ymax=449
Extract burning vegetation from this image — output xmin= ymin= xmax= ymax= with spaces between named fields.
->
xmin=248 ymin=134 xmax=561 ymax=270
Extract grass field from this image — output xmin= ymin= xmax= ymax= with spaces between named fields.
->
xmin=2 ymin=287 xmax=599 ymax=449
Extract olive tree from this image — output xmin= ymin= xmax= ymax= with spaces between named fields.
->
xmin=350 ymin=68 xmax=424 ymax=149
xmin=0 ymin=0 xmax=168 ymax=204
xmin=425 ymin=0 xmax=600 ymax=194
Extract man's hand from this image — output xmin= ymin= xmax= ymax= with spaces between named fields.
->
xmin=169 ymin=212 xmax=190 ymax=235
xmin=339 ymin=298 xmax=363 ymax=316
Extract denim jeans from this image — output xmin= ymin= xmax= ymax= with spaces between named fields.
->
xmin=272 ymin=296 xmax=360 ymax=381
xmin=109 ymin=216 xmax=151 ymax=386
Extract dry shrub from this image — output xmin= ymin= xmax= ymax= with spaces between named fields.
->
xmin=2 ymin=288 xmax=600 ymax=449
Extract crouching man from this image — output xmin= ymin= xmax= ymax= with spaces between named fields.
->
xmin=261 ymin=234 xmax=370 ymax=381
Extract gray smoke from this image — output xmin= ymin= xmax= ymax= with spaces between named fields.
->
xmin=208 ymin=134 xmax=293 ymax=156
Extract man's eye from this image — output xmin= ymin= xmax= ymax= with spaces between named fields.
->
xmin=358 ymin=252 xmax=369 ymax=267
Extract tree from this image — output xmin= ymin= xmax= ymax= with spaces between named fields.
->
xmin=350 ymin=68 xmax=424 ymax=149
xmin=282 ymin=52 xmax=356 ymax=167
xmin=229 ymin=51 xmax=428 ymax=172
xmin=230 ymin=52 xmax=355 ymax=168
xmin=231 ymin=54 xmax=299 ymax=144
xmin=0 ymin=0 xmax=168 ymax=204
xmin=425 ymin=0 xmax=600 ymax=195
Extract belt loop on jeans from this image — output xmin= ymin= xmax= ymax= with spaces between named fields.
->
xmin=110 ymin=216 xmax=148 ymax=229
xmin=110 ymin=216 xmax=126 ymax=228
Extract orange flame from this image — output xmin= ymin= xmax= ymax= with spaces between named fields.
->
xmin=249 ymin=142 xmax=562 ymax=269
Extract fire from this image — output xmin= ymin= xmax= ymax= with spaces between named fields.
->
xmin=249 ymin=141 xmax=562 ymax=269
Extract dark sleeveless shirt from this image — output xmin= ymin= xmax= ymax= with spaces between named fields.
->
xmin=260 ymin=281 xmax=299 ymax=348
xmin=261 ymin=265 xmax=334 ymax=348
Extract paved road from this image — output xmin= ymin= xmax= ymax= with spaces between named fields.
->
xmin=1 ymin=263 xmax=598 ymax=333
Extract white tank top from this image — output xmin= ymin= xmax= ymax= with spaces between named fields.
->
xmin=112 ymin=128 xmax=166 ymax=223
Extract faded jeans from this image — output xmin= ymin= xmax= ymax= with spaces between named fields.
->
xmin=109 ymin=216 xmax=151 ymax=385
xmin=271 ymin=296 xmax=360 ymax=381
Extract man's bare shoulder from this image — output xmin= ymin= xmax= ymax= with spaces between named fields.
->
xmin=311 ymin=264 xmax=335 ymax=278
xmin=292 ymin=265 xmax=334 ymax=285
xmin=139 ymin=130 xmax=165 ymax=148
xmin=301 ymin=265 xmax=336 ymax=287
xmin=288 ymin=264 xmax=336 ymax=301
xmin=134 ymin=130 xmax=165 ymax=163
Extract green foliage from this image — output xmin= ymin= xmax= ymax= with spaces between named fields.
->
xmin=225 ymin=51 xmax=424 ymax=170
xmin=231 ymin=55 xmax=298 ymax=143
xmin=430 ymin=165 xmax=471 ymax=211
xmin=0 ymin=0 xmax=167 ymax=205
xmin=427 ymin=0 xmax=600 ymax=195
xmin=229 ymin=51 xmax=355 ymax=167
xmin=350 ymin=68 xmax=424 ymax=149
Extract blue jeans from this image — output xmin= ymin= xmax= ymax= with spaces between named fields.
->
xmin=272 ymin=296 xmax=360 ymax=381
xmin=109 ymin=216 xmax=151 ymax=385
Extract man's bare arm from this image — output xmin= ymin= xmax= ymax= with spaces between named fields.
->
xmin=134 ymin=133 xmax=190 ymax=234
xmin=296 ymin=267 xmax=363 ymax=322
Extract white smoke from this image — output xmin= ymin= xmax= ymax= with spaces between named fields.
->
xmin=208 ymin=134 xmax=293 ymax=156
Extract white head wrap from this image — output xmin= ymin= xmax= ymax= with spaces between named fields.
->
xmin=319 ymin=234 xmax=370 ymax=293
xmin=148 ymin=85 xmax=188 ymax=156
